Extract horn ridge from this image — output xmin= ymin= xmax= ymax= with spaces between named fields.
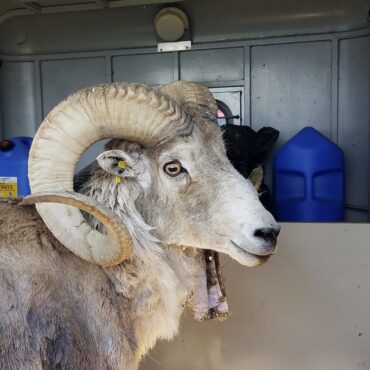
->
xmin=29 ymin=82 xmax=189 ymax=266
xmin=160 ymin=80 xmax=218 ymax=117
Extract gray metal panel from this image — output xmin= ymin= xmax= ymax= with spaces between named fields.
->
xmin=250 ymin=41 xmax=332 ymax=139
xmin=180 ymin=48 xmax=244 ymax=82
xmin=345 ymin=209 xmax=369 ymax=223
xmin=0 ymin=6 xmax=158 ymax=55
xmin=0 ymin=61 xmax=37 ymax=137
xmin=41 ymin=57 xmax=107 ymax=171
xmin=112 ymin=53 xmax=174 ymax=85
xmin=0 ymin=104 xmax=2 ymax=138
xmin=250 ymin=41 xmax=332 ymax=191
xmin=338 ymin=36 xmax=370 ymax=215
xmin=41 ymin=57 xmax=106 ymax=117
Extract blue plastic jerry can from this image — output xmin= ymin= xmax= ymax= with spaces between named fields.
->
xmin=273 ymin=127 xmax=345 ymax=222
xmin=0 ymin=137 xmax=33 ymax=198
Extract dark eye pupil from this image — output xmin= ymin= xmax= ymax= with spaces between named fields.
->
xmin=168 ymin=165 xmax=178 ymax=172
xmin=164 ymin=161 xmax=183 ymax=176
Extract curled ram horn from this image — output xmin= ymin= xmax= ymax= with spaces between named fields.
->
xmin=22 ymin=191 xmax=132 ymax=267
xmin=160 ymin=80 xmax=218 ymax=121
xmin=28 ymin=83 xmax=193 ymax=266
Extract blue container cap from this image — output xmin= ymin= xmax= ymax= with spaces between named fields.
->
xmin=0 ymin=139 xmax=15 ymax=151
xmin=277 ymin=127 xmax=340 ymax=154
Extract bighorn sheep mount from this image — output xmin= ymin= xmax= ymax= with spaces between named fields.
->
xmin=0 ymin=81 xmax=280 ymax=370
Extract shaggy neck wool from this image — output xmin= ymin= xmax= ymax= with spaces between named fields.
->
xmin=80 ymin=162 xmax=229 ymax=362
xmin=80 ymin=171 xmax=198 ymax=358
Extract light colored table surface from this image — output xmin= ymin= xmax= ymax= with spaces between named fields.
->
xmin=141 ymin=223 xmax=370 ymax=370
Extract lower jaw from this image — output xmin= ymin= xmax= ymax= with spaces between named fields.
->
xmin=252 ymin=254 xmax=271 ymax=266
xmin=245 ymin=252 xmax=271 ymax=267
xmin=231 ymin=241 xmax=273 ymax=267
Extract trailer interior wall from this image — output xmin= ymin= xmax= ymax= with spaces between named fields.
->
xmin=1 ymin=1 xmax=369 ymax=222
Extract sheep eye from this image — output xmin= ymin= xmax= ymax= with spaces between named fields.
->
xmin=163 ymin=161 xmax=183 ymax=177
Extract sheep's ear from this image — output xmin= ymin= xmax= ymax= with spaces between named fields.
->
xmin=97 ymin=150 xmax=144 ymax=179
xmin=249 ymin=165 xmax=264 ymax=191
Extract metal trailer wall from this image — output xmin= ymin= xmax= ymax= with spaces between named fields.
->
xmin=0 ymin=1 xmax=369 ymax=223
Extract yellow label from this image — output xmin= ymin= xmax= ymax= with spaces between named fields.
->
xmin=0 ymin=177 xmax=18 ymax=198
xmin=118 ymin=160 xmax=126 ymax=169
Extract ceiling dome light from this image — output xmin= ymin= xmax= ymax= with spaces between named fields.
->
xmin=155 ymin=7 xmax=189 ymax=42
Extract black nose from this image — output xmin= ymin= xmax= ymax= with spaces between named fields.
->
xmin=254 ymin=227 xmax=280 ymax=243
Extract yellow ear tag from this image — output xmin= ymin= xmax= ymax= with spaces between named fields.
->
xmin=118 ymin=160 xmax=126 ymax=169
xmin=116 ymin=161 xmax=126 ymax=183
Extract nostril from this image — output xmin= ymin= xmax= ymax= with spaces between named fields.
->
xmin=254 ymin=227 xmax=280 ymax=243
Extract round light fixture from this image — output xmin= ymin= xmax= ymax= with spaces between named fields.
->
xmin=155 ymin=7 xmax=189 ymax=42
